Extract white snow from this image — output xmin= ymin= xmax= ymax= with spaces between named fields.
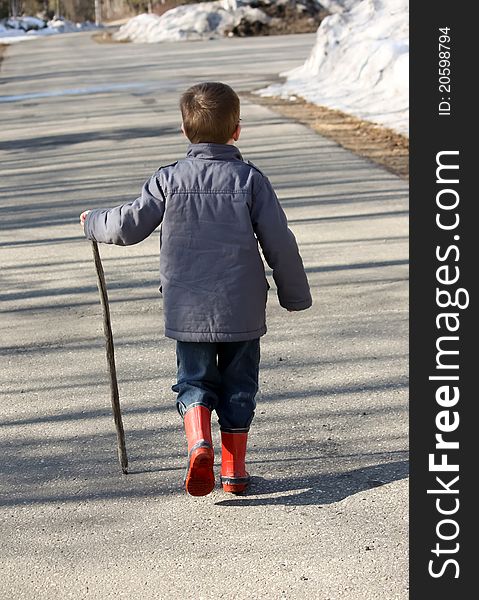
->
xmin=113 ymin=1 xmax=269 ymax=43
xmin=5 ymin=15 xmax=46 ymax=30
xmin=0 ymin=28 xmax=36 ymax=43
xmin=318 ymin=0 xmax=358 ymax=13
xmin=0 ymin=17 xmax=99 ymax=44
xmin=259 ymin=0 xmax=409 ymax=135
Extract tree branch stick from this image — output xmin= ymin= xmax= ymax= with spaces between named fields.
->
xmin=91 ymin=240 xmax=128 ymax=474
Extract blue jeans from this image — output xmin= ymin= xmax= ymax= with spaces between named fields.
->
xmin=172 ymin=340 xmax=260 ymax=432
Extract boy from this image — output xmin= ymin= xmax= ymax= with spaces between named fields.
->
xmin=81 ymin=82 xmax=312 ymax=497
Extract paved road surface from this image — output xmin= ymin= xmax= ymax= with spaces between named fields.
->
xmin=0 ymin=32 xmax=408 ymax=599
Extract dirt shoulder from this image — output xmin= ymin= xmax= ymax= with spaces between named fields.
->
xmin=243 ymin=92 xmax=409 ymax=180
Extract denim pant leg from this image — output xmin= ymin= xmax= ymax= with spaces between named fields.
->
xmin=172 ymin=342 xmax=221 ymax=418
xmin=216 ymin=339 xmax=260 ymax=432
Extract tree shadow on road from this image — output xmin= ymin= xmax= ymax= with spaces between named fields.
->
xmin=214 ymin=458 xmax=409 ymax=507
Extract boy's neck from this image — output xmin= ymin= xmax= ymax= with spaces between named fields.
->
xmin=189 ymin=141 xmax=237 ymax=146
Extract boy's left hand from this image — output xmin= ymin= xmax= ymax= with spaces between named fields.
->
xmin=80 ymin=211 xmax=90 ymax=227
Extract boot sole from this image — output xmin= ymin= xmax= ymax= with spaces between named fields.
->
xmin=220 ymin=475 xmax=251 ymax=494
xmin=222 ymin=482 xmax=248 ymax=494
xmin=185 ymin=447 xmax=215 ymax=497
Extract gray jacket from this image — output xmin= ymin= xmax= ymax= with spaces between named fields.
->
xmin=84 ymin=143 xmax=312 ymax=342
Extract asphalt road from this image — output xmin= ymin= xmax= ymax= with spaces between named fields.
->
xmin=0 ymin=32 xmax=409 ymax=599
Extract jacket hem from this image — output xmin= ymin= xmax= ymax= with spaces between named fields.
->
xmin=165 ymin=325 xmax=267 ymax=342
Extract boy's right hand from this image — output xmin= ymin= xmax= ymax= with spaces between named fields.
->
xmin=80 ymin=211 xmax=90 ymax=228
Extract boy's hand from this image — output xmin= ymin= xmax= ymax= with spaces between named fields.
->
xmin=80 ymin=211 xmax=90 ymax=227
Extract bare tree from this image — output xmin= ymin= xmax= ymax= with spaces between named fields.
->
xmin=94 ymin=0 xmax=100 ymax=23
xmin=10 ymin=0 xmax=22 ymax=18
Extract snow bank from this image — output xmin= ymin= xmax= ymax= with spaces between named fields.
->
xmin=5 ymin=16 xmax=46 ymax=30
xmin=114 ymin=1 xmax=269 ymax=43
xmin=259 ymin=0 xmax=409 ymax=135
xmin=46 ymin=18 xmax=98 ymax=34
xmin=0 ymin=17 xmax=100 ymax=44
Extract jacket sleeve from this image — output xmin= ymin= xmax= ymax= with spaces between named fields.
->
xmin=84 ymin=174 xmax=166 ymax=246
xmin=250 ymin=175 xmax=312 ymax=311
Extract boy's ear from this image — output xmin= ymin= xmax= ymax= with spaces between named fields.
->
xmin=180 ymin=122 xmax=187 ymax=138
xmin=232 ymin=123 xmax=241 ymax=141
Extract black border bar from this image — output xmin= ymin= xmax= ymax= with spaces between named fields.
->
xmin=410 ymin=2 xmax=476 ymax=596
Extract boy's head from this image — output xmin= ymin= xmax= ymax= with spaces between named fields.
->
xmin=180 ymin=82 xmax=241 ymax=145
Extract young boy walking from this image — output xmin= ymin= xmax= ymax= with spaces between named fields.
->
xmin=81 ymin=82 xmax=312 ymax=497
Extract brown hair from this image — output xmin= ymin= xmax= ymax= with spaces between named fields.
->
xmin=180 ymin=82 xmax=240 ymax=144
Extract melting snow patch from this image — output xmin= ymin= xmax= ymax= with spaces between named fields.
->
xmin=113 ymin=1 xmax=270 ymax=43
xmin=258 ymin=0 xmax=409 ymax=135
xmin=0 ymin=17 xmax=100 ymax=44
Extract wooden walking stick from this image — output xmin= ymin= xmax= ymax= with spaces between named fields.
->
xmin=91 ymin=240 xmax=129 ymax=474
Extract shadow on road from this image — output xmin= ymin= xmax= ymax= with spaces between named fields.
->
xmin=215 ymin=458 xmax=409 ymax=507
xmin=0 ymin=126 xmax=179 ymax=152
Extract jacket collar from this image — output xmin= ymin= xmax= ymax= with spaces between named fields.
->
xmin=186 ymin=143 xmax=243 ymax=161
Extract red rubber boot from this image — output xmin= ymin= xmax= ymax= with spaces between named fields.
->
xmin=183 ymin=405 xmax=215 ymax=496
xmin=220 ymin=431 xmax=251 ymax=494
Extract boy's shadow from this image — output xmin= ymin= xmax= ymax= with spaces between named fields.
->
xmin=214 ymin=459 xmax=408 ymax=507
